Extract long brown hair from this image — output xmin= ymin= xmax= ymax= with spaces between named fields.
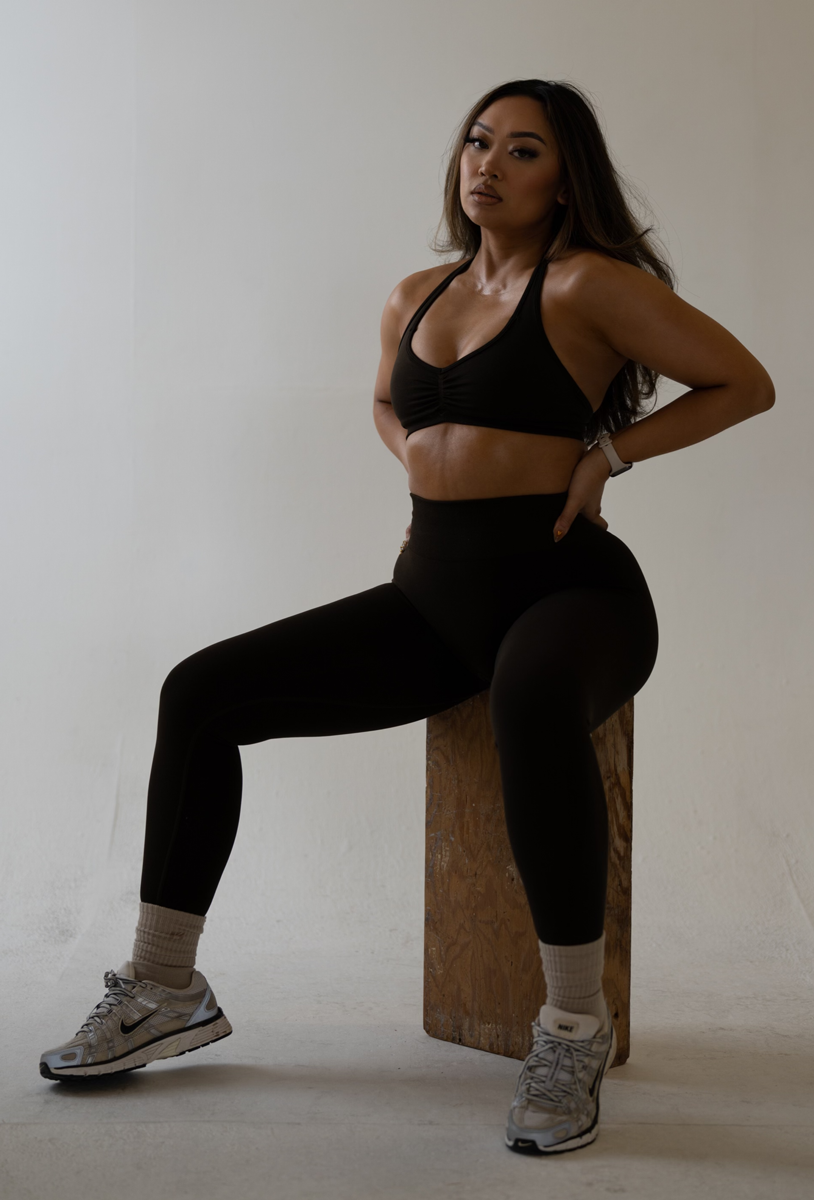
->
xmin=433 ymin=78 xmax=676 ymax=441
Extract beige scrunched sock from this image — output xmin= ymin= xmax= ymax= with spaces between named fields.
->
xmin=538 ymin=932 xmax=607 ymax=1023
xmin=130 ymin=901 xmax=206 ymax=989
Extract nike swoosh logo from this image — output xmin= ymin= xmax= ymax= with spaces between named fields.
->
xmin=588 ymin=1047 xmax=612 ymax=1098
xmin=119 ymin=1011 xmax=155 ymax=1036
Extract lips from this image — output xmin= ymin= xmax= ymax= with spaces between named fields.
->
xmin=472 ymin=184 xmax=501 ymax=200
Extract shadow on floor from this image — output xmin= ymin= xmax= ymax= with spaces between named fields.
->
xmin=38 ymin=1057 xmax=510 ymax=1112
xmin=617 ymin=1026 xmax=812 ymax=1093
xmin=600 ymin=1121 xmax=814 ymax=1174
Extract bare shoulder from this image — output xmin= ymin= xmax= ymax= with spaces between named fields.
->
xmin=546 ymin=248 xmax=664 ymax=306
xmin=383 ymin=261 xmax=465 ymax=327
xmin=545 ymin=248 xmax=680 ymax=355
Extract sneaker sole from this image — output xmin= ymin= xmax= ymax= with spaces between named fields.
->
xmin=505 ymin=1020 xmax=617 ymax=1156
xmin=39 ymin=1009 xmax=233 ymax=1081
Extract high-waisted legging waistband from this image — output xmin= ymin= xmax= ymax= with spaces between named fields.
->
xmin=407 ymin=490 xmax=572 ymax=558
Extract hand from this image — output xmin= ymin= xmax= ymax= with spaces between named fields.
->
xmin=552 ymin=446 xmax=611 ymax=542
xmin=404 ymin=522 xmax=411 ymax=541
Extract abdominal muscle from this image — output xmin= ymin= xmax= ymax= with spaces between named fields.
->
xmin=403 ymin=421 xmax=586 ymax=500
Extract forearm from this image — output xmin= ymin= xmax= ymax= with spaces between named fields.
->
xmin=373 ymin=399 xmax=409 ymax=469
xmin=604 ymin=380 xmax=774 ymax=468
xmin=554 ymin=378 xmax=774 ymax=537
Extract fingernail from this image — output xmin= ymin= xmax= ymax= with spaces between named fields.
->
xmin=554 ymin=528 xmax=565 ymax=541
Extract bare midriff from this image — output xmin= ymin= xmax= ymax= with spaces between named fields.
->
xmin=403 ymin=422 xmax=587 ymax=500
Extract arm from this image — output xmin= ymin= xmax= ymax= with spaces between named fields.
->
xmin=553 ymin=255 xmax=776 ymax=540
xmin=372 ymin=284 xmax=410 ymax=470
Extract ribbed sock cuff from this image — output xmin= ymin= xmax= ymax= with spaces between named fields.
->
xmin=132 ymin=902 xmax=206 ymax=970
xmin=538 ymin=932 xmax=606 ymax=1021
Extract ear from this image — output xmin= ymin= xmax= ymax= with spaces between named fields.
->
xmin=555 ymin=167 xmax=570 ymax=205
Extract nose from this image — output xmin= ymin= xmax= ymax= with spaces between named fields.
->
xmin=478 ymin=154 xmax=500 ymax=180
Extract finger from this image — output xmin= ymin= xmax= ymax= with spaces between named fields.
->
xmin=552 ymin=498 xmax=582 ymax=542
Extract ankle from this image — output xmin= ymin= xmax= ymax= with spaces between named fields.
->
xmin=538 ymin=932 xmax=607 ymax=1023
xmin=130 ymin=959 xmax=194 ymax=989
xmin=131 ymin=901 xmax=206 ymax=988
xmin=542 ymin=990 xmax=607 ymax=1024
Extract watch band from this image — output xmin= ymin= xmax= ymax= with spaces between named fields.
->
xmin=596 ymin=432 xmax=633 ymax=477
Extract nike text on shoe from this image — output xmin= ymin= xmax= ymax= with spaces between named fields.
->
xmin=505 ymin=1002 xmax=617 ymax=1155
xmin=39 ymin=963 xmax=232 ymax=1081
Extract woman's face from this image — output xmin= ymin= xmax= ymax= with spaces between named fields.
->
xmin=459 ymin=95 xmax=567 ymax=237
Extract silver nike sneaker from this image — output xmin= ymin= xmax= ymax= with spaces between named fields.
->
xmin=505 ymin=1002 xmax=617 ymax=1155
xmin=39 ymin=962 xmax=232 ymax=1081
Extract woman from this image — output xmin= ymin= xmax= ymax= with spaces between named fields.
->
xmin=40 ymin=79 xmax=774 ymax=1156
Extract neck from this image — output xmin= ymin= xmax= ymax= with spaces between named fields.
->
xmin=467 ymin=226 xmax=553 ymax=292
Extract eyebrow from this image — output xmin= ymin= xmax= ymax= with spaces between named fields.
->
xmin=472 ymin=119 xmax=546 ymax=144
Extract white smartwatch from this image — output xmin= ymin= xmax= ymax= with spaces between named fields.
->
xmin=596 ymin=431 xmax=633 ymax=477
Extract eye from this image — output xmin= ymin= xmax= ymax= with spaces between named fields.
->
xmin=464 ymin=136 xmax=538 ymax=160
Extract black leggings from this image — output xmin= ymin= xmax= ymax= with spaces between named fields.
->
xmin=140 ymin=491 xmax=658 ymax=945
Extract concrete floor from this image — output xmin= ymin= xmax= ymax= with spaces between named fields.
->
xmin=3 ymin=941 xmax=812 ymax=1200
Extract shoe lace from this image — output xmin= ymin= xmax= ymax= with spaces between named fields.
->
xmin=515 ymin=1022 xmax=601 ymax=1110
xmin=77 ymin=969 xmax=141 ymax=1036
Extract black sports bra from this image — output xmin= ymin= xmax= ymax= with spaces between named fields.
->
xmin=389 ymin=255 xmax=595 ymax=441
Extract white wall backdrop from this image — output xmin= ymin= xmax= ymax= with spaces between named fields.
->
xmin=1 ymin=0 xmax=811 ymax=981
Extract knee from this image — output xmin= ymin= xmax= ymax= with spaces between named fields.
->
xmin=158 ymin=646 xmax=220 ymax=728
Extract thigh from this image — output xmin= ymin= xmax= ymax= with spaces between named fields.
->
xmin=490 ymin=585 xmax=659 ymax=735
xmin=160 ymin=581 xmax=487 ymax=743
